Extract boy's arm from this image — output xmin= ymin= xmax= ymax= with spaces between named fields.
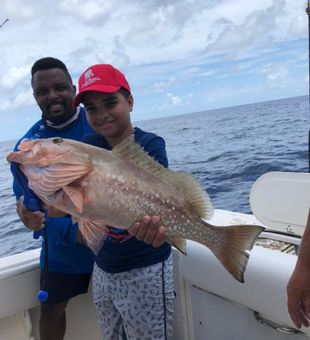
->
xmin=287 ymin=209 xmax=310 ymax=328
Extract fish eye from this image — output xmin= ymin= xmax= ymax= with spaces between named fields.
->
xmin=52 ymin=137 xmax=63 ymax=144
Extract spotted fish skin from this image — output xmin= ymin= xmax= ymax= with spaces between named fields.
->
xmin=7 ymin=136 xmax=264 ymax=282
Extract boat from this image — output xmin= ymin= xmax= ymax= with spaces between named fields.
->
xmin=0 ymin=170 xmax=309 ymax=339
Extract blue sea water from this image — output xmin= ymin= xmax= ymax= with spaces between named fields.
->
xmin=0 ymin=95 xmax=308 ymax=258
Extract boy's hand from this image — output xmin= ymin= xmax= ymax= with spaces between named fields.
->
xmin=16 ymin=196 xmax=45 ymax=231
xmin=129 ymin=215 xmax=166 ymax=247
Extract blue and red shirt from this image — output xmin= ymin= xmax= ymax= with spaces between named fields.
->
xmin=82 ymin=127 xmax=172 ymax=273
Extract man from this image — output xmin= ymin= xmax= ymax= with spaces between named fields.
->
xmin=14 ymin=57 xmax=95 ymax=340
xmin=287 ymin=209 xmax=310 ymax=329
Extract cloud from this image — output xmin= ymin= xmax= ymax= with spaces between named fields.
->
xmin=203 ymin=0 xmax=306 ymax=57
xmin=59 ymin=0 xmax=112 ymax=22
xmin=0 ymin=0 xmax=308 ymax=141
xmin=3 ymin=1 xmax=36 ymax=19
xmin=257 ymin=62 xmax=290 ymax=86
xmin=0 ymin=89 xmax=33 ymax=111
xmin=167 ymin=93 xmax=182 ymax=106
xmin=266 ymin=69 xmax=289 ymax=87
xmin=0 ymin=65 xmax=29 ymax=89
xmin=158 ymin=92 xmax=194 ymax=111
xmin=152 ymin=78 xmax=177 ymax=92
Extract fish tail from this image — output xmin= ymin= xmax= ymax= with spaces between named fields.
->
xmin=203 ymin=223 xmax=264 ymax=283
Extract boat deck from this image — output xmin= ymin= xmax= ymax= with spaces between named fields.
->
xmin=0 ymin=209 xmax=308 ymax=340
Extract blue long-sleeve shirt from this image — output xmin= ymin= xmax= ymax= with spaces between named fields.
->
xmin=12 ymin=108 xmax=94 ymax=273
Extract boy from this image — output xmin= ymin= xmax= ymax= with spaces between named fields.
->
xmin=73 ymin=64 xmax=174 ymax=340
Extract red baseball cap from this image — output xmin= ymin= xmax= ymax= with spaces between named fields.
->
xmin=73 ymin=64 xmax=131 ymax=107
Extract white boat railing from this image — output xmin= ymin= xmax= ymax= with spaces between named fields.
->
xmin=0 ymin=207 xmax=309 ymax=339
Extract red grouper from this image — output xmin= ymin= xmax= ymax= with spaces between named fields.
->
xmin=7 ymin=136 xmax=264 ymax=283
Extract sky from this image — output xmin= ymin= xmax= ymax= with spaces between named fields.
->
xmin=0 ymin=0 xmax=309 ymax=141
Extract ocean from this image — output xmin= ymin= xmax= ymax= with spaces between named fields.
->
xmin=0 ymin=95 xmax=308 ymax=258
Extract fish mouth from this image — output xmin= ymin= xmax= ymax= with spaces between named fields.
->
xmin=8 ymin=139 xmax=72 ymax=165
xmin=6 ymin=139 xmax=40 ymax=163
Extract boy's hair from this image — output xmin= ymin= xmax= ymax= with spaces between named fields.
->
xmin=119 ymin=87 xmax=131 ymax=99
xmin=31 ymin=57 xmax=73 ymax=84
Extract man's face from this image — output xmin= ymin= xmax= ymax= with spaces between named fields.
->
xmin=32 ymin=68 xmax=76 ymax=123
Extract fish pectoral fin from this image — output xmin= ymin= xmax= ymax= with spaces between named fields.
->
xmin=63 ymin=185 xmax=84 ymax=214
xmin=78 ymin=218 xmax=108 ymax=254
xmin=166 ymin=236 xmax=187 ymax=255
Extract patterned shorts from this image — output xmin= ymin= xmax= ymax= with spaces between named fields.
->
xmin=92 ymin=255 xmax=174 ymax=340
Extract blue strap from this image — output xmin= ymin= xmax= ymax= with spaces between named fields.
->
xmin=10 ymin=162 xmax=45 ymax=239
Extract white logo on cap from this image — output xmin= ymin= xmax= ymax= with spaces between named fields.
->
xmin=84 ymin=69 xmax=94 ymax=82
xmin=81 ymin=68 xmax=101 ymax=89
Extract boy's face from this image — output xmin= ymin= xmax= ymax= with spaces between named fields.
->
xmin=82 ymin=91 xmax=134 ymax=141
xmin=32 ymin=68 xmax=76 ymax=123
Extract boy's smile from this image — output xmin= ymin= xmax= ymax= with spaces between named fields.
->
xmin=83 ymin=91 xmax=134 ymax=147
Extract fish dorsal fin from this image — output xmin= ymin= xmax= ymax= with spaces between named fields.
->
xmin=112 ymin=135 xmax=166 ymax=178
xmin=165 ymin=171 xmax=214 ymax=220
xmin=113 ymin=135 xmax=214 ymax=220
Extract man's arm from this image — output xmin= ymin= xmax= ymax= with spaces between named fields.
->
xmin=12 ymin=126 xmax=45 ymax=231
xmin=287 ymin=209 xmax=310 ymax=328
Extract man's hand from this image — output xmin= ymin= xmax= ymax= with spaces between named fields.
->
xmin=42 ymin=204 xmax=67 ymax=217
xmin=287 ymin=264 xmax=310 ymax=329
xmin=129 ymin=215 xmax=166 ymax=247
xmin=16 ymin=196 xmax=45 ymax=231
xmin=287 ymin=209 xmax=310 ymax=329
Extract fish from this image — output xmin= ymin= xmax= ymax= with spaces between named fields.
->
xmin=7 ymin=136 xmax=264 ymax=282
